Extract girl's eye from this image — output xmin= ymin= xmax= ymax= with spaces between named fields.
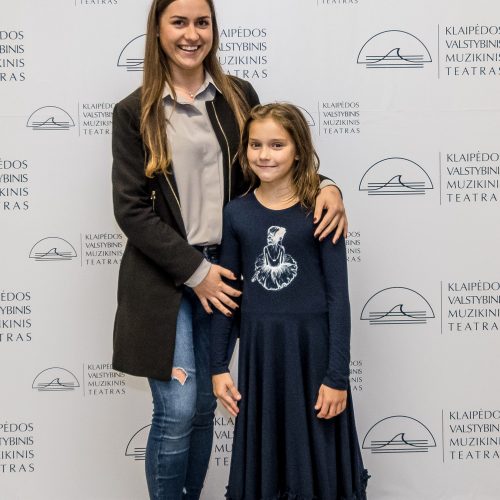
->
xmin=272 ymin=143 xmax=283 ymax=148
xmin=249 ymin=142 xmax=261 ymax=149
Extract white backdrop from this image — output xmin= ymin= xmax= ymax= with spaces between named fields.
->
xmin=1 ymin=0 xmax=500 ymax=499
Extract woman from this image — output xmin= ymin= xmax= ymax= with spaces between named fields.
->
xmin=111 ymin=0 xmax=347 ymax=498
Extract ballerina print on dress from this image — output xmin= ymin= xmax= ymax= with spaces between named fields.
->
xmin=251 ymin=226 xmax=298 ymax=291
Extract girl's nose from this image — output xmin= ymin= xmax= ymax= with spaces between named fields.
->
xmin=259 ymin=147 xmax=271 ymax=160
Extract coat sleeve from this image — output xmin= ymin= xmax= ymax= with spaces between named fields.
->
xmin=112 ymin=97 xmax=203 ymax=286
xmin=319 ymin=235 xmax=351 ymax=390
xmin=210 ymin=206 xmax=242 ymax=375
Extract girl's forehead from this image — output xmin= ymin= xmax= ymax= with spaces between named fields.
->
xmin=249 ymin=118 xmax=289 ymax=137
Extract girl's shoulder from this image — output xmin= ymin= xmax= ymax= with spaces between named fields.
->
xmin=224 ymin=192 xmax=255 ymax=216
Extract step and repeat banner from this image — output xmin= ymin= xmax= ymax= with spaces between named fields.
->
xmin=1 ymin=0 xmax=499 ymax=498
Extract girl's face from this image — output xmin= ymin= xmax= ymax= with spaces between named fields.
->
xmin=247 ymin=118 xmax=297 ymax=188
xmin=158 ymin=0 xmax=213 ymax=79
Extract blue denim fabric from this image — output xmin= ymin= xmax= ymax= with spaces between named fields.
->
xmin=145 ymin=286 xmax=217 ymax=500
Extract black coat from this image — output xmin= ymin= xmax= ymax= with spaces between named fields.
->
xmin=111 ymin=78 xmax=260 ymax=380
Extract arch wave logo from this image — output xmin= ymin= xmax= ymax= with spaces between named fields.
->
xmin=363 ymin=415 xmax=437 ymax=454
xmin=360 ymin=287 xmax=435 ymax=326
xmin=125 ymin=425 xmax=151 ymax=461
xmin=26 ymin=106 xmax=75 ymax=131
xmin=117 ymin=34 xmax=146 ymax=72
xmin=359 ymin=157 xmax=434 ymax=196
xmin=32 ymin=367 xmax=80 ymax=392
xmin=357 ymin=30 xmax=432 ymax=69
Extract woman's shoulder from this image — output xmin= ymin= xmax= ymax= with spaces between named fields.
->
xmin=227 ymin=76 xmax=260 ymax=107
xmin=114 ymin=87 xmax=142 ymax=116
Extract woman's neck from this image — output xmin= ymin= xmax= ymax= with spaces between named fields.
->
xmin=170 ymin=67 xmax=205 ymax=96
xmin=254 ymin=181 xmax=298 ymax=210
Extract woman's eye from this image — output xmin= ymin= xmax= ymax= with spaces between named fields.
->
xmin=198 ymin=19 xmax=210 ymax=27
xmin=272 ymin=143 xmax=283 ymax=148
xmin=172 ymin=20 xmax=184 ymax=26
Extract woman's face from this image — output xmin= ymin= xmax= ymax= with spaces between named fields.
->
xmin=158 ymin=0 xmax=213 ymax=78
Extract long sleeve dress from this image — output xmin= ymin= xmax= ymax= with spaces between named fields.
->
xmin=211 ymin=191 xmax=368 ymax=500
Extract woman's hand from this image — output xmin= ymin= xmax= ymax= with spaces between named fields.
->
xmin=193 ymin=264 xmax=241 ymax=315
xmin=313 ymin=185 xmax=348 ymax=244
xmin=315 ymin=384 xmax=347 ymax=419
xmin=212 ymin=373 xmax=241 ymax=416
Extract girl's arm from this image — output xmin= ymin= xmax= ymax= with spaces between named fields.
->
xmin=210 ymin=206 xmax=242 ymax=374
xmin=210 ymin=205 xmax=243 ymax=415
xmin=316 ymin=234 xmax=351 ymax=418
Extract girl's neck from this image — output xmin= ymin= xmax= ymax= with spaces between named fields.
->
xmin=254 ymin=181 xmax=298 ymax=210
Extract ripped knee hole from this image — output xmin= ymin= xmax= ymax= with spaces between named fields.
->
xmin=171 ymin=367 xmax=188 ymax=385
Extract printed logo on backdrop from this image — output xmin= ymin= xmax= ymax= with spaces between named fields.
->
xmin=29 ymin=234 xmax=124 ymax=266
xmin=26 ymin=107 xmax=75 ymax=131
xmin=32 ymin=367 xmax=80 ymax=392
xmin=301 ymin=102 xmax=361 ymax=136
xmin=316 ymin=0 xmax=359 ymax=5
xmin=445 ymin=281 xmax=500 ymax=334
xmin=219 ymin=27 xmax=269 ymax=80
xmin=0 ymin=290 xmax=32 ymax=344
xmin=85 ymin=362 xmax=127 ymax=396
xmin=350 ymin=360 xmax=364 ymax=392
xmin=361 ymin=287 xmax=435 ymax=325
xmin=346 ymin=231 xmax=361 ymax=264
xmin=117 ymin=35 xmax=146 ymax=72
xmin=443 ymin=152 xmax=499 ymax=204
xmin=0 ymin=422 xmax=35 ymax=474
xmin=442 ymin=25 xmax=500 ymax=78
xmin=75 ymin=0 xmax=118 ymax=6
xmin=125 ymin=425 xmax=151 ymax=461
xmin=297 ymin=106 xmax=316 ymax=127
xmin=357 ymin=30 xmax=432 ymax=69
xmin=0 ymin=30 xmax=25 ymax=83
xmin=363 ymin=416 xmax=437 ymax=454
xmin=359 ymin=157 xmax=434 ymax=196
xmin=212 ymin=415 xmax=235 ymax=466
xmin=26 ymin=104 xmax=114 ymax=137
xmin=29 ymin=237 xmax=77 ymax=262
xmin=445 ymin=409 xmax=500 ymax=461
xmin=0 ymin=157 xmax=30 ymax=212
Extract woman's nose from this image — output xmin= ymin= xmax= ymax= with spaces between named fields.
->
xmin=185 ymin=23 xmax=200 ymax=41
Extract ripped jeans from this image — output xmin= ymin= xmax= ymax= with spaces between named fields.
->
xmin=146 ymin=287 xmax=217 ymax=500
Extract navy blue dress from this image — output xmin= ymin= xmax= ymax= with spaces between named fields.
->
xmin=211 ymin=192 xmax=368 ymax=500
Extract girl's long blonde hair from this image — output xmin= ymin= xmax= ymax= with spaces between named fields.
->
xmin=238 ymin=103 xmax=321 ymax=209
xmin=141 ymin=0 xmax=250 ymax=177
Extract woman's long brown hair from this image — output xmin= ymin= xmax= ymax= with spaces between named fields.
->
xmin=238 ymin=103 xmax=321 ymax=210
xmin=141 ymin=0 xmax=250 ymax=177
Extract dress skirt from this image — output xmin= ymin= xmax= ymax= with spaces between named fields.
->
xmin=226 ymin=312 xmax=369 ymax=500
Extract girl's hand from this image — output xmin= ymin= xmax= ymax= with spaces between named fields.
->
xmin=193 ymin=264 xmax=242 ymax=315
xmin=315 ymin=384 xmax=347 ymax=419
xmin=313 ymin=185 xmax=348 ymax=244
xmin=212 ymin=373 xmax=241 ymax=417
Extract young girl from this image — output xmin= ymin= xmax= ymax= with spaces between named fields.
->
xmin=211 ymin=103 xmax=369 ymax=500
